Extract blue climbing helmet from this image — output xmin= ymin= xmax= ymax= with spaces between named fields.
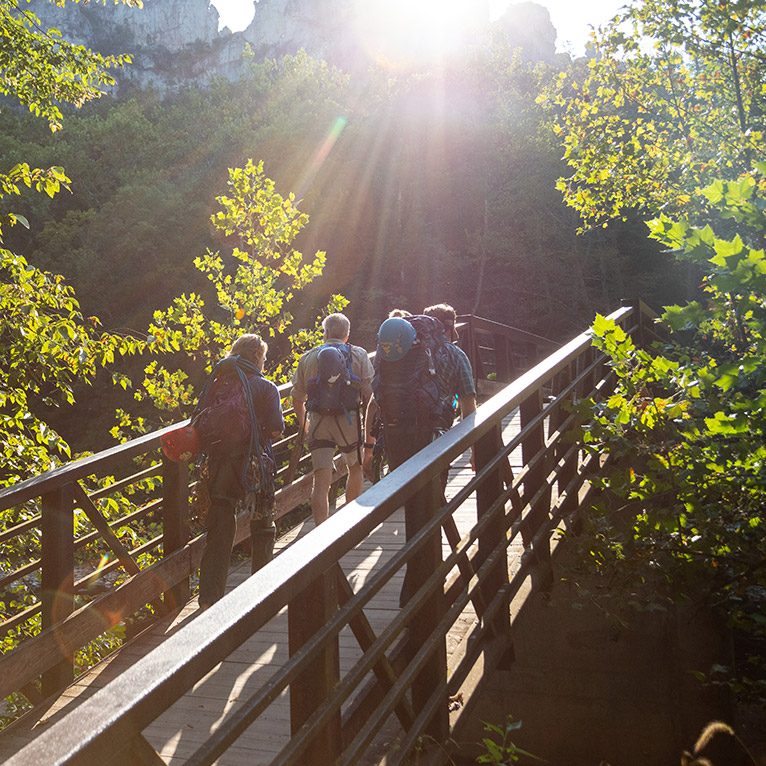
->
xmin=376 ymin=317 xmax=417 ymax=362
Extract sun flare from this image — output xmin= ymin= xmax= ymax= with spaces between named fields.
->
xmin=353 ymin=0 xmax=488 ymax=68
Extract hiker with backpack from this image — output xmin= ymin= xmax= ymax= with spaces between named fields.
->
xmin=291 ymin=313 xmax=374 ymax=525
xmin=363 ymin=303 xmax=476 ymax=606
xmin=366 ymin=309 xmax=413 ymax=482
xmin=194 ymin=333 xmax=284 ymax=610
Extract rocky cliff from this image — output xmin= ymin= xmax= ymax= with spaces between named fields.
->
xmin=24 ymin=0 xmax=557 ymax=93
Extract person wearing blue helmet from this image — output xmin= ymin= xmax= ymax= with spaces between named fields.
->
xmin=364 ymin=304 xmax=476 ymax=607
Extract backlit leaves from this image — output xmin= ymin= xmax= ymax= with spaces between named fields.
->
xmin=128 ymin=160 xmax=343 ymax=430
xmin=1 ymin=249 xmax=144 ymax=484
xmin=0 ymin=0 xmax=137 ymax=131
xmin=0 ymin=0 xmax=144 ymax=483
xmin=580 ymin=170 xmax=766 ymax=677
xmin=544 ymin=0 xmax=766 ymax=229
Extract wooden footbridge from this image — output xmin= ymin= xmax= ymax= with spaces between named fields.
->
xmin=0 ymin=303 xmax=658 ymax=765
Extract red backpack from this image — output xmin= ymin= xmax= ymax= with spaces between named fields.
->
xmin=191 ymin=356 xmax=272 ymax=492
xmin=194 ymin=365 xmax=256 ymax=453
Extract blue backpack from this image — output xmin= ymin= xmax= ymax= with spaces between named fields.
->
xmin=306 ymin=344 xmax=361 ymax=421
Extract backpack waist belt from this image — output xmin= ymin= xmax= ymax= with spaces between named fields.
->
xmin=308 ymin=438 xmax=360 ymax=453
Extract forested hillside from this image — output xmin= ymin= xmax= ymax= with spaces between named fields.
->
xmin=1 ymin=0 xmax=686 ymax=453
xmin=2 ymin=30 xmax=682 ymax=339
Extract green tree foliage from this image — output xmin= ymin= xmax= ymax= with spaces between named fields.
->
xmin=5 ymin=51 xmax=351 ymax=330
xmin=114 ymin=159 xmax=344 ymax=435
xmin=0 ymin=0 xmax=144 ymax=482
xmin=0 ymin=0 xmax=146 ymax=724
xmin=578 ymin=168 xmax=766 ymax=694
xmin=434 ymin=33 xmax=684 ymax=336
xmin=0 ymin=7 xmax=691 ymax=451
xmin=1 ymin=254 xmax=145 ymax=483
xmin=1 ymin=28 xmax=683 ymax=352
xmin=0 ymin=0 xmax=137 ymax=127
xmin=0 ymin=0 xmax=136 ymax=236
xmin=539 ymin=0 xmax=766 ymax=695
xmin=548 ymin=0 xmax=766 ymax=230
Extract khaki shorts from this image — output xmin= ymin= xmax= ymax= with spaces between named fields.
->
xmin=307 ymin=411 xmax=361 ymax=471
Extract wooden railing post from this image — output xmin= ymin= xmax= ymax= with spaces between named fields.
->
xmin=459 ymin=318 xmax=485 ymax=381
xmin=493 ymin=334 xmax=512 ymax=383
xmin=519 ymin=389 xmax=553 ymax=585
xmin=162 ymin=457 xmax=190 ymax=611
xmin=576 ymin=346 xmax=595 ymax=401
xmin=621 ymin=298 xmax=646 ymax=347
xmin=41 ymin=483 xmax=75 ymax=697
xmin=288 ymin=565 xmax=341 ymax=765
xmin=551 ymin=368 xmax=577 ymax=494
xmin=407 ymin=476 xmax=449 ymax=741
xmin=475 ymin=423 xmax=512 ymax=648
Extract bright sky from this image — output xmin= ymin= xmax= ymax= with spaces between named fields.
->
xmin=543 ymin=0 xmax=627 ymax=54
xmin=210 ymin=0 xmax=627 ymax=57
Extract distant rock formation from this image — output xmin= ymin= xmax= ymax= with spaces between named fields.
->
xmin=496 ymin=2 xmax=557 ymax=62
xmin=23 ymin=0 xmax=559 ymax=94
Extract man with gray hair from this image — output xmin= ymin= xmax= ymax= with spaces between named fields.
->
xmin=292 ymin=313 xmax=374 ymax=525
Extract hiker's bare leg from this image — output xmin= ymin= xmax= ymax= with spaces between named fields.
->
xmin=311 ymin=467 xmax=332 ymax=525
xmin=346 ymin=463 xmax=364 ymax=503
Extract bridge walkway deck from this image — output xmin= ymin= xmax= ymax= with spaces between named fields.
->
xmin=0 ymin=411 xmax=524 ymax=765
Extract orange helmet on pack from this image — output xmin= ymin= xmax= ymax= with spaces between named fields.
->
xmin=160 ymin=425 xmax=201 ymax=462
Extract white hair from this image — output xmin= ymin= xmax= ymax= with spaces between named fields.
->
xmin=322 ymin=313 xmax=350 ymax=340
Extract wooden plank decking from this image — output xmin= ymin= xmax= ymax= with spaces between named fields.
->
xmin=0 ymin=412 xmax=525 ymax=765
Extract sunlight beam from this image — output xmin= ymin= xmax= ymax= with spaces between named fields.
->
xmin=353 ymin=0 xmax=489 ymax=69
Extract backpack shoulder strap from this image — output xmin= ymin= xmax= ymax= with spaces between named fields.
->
xmin=233 ymin=355 xmax=263 ymax=378
xmin=340 ymin=343 xmax=363 ymax=382
xmin=192 ymin=357 xmax=229 ymax=418
xmin=232 ymin=356 xmax=269 ymax=493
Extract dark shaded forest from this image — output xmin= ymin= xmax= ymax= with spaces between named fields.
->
xmin=0 ymin=25 xmax=686 ymax=449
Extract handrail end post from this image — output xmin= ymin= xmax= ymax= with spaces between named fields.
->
xmin=162 ymin=457 xmax=190 ymax=611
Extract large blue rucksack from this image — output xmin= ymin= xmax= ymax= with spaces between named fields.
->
xmin=305 ymin=343 xmax=361 ymax=420
xmin=372 ymin=315 xmax=455 ymax=430
xmin=192 ymin=355 xmax=272 ymax=492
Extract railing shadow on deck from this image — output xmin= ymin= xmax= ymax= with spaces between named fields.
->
xmin=0 ymin=302 xmax=660 ymax=765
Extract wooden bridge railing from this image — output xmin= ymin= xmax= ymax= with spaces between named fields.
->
xmin=0 ymin=300 xmax=661 ymax=765
xmin=0 ymin=312 xmax=553 ymax=712
xmin=456 ymin=314 xmax=559 ymax=396
xmin=0 ymin=380 xmax=342 ymax=706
